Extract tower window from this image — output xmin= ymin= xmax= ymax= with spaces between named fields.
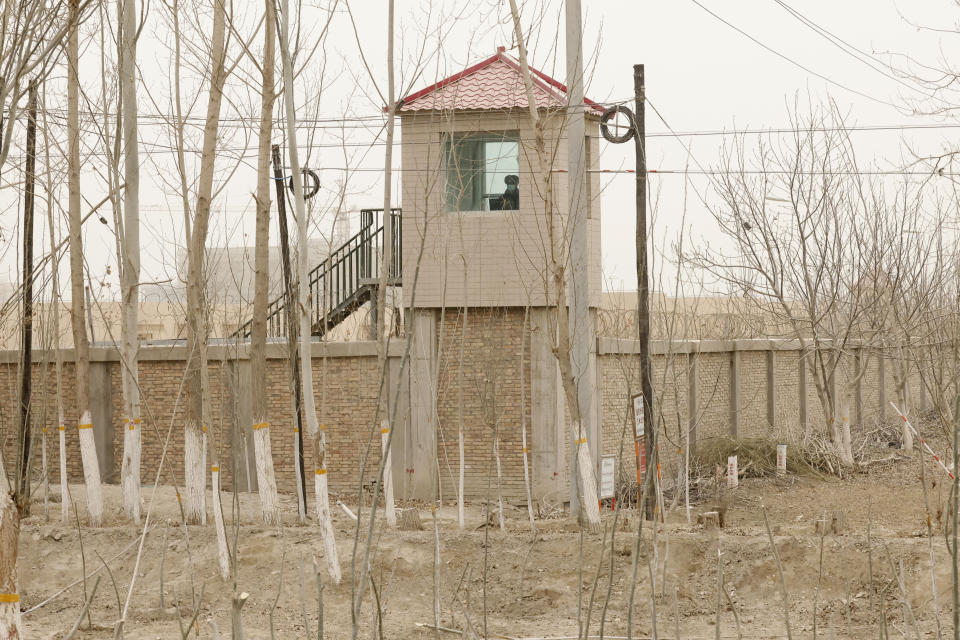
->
xmin=444 ymin=132 xmax=520 ymax=212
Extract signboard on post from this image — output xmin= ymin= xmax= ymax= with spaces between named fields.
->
xmin=631 ymin=393 xmax=646 ymax=480
xmin=600 ymin=456 xmax=616 ymax=500
xmin=631 ymin=393 xmax=644 ymax=439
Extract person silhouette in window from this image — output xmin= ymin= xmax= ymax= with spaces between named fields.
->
xmin=500 ymin=174 xmax=519 ymax=210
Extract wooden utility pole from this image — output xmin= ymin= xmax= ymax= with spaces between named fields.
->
xmin=16 ymin=80 xmax=37 ymax=511
xmin=272 ymin=143 xmax=307 ymax=520
xmin=634 ymin=64 xmax=655 ymax=521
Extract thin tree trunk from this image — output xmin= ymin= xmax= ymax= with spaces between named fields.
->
xmin=0 ymin=490 xmax=22 ymax=638
xmin=277 ymin=0 xmax=340 ymax=583
xmin=520 ymin=307 xmax=535 ymax=532
xmin=457 ymin=295 xmax=467 ymax=529
xmin=507 ymin=0 xmax=599 ymax=529
xmin=119 ymin=0 xmax=142 ymax=524
xmin=184 ymin=0 xmax=228 ymax=525
xmin=211 ymin=466 xmax=230 ymax=579
xmin=250 ymin=0 xmax=280 ymax=527
xmin=67 ymin=0 xmax=102 ymax=527
xmin=42 ymin=77 xmax=68 ymax=524
xmin=381 ymin=419 xmax=396 ymax=527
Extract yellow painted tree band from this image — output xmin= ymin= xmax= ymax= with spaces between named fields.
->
xmin=211 ymin=465 xmax=219 ymax=472
xmin=59 ymin=425 xmax=65 ymax=431
xmin=42 ymin=427 xmax=47 ymax=433
xmin=381 ymin=428 xmax=389 ymax=434
xmin=319 ymin=424 xmax=326 ymax=431
xmin=0 ymin=593 xmax=19 ymax=603
xmin=315 ymin=468 xmax=327 ymax=475
xmin=522 ymin=447 xmax=528 ymax=453
xmin=576 ymin=437 xmax=587 ymax=445
xmin=202 ymin=425 xmax=208 ymax=433
xmin=78 ymin=423 xmax=93 ymax=430
xmin=253 ymin=422 xmax=270 ymax=430
xmin=293 ymin=428 xmax=300 ymax=433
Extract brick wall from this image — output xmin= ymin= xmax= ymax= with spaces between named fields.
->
xmin=0 ymin=335 xmax=928 ymax=506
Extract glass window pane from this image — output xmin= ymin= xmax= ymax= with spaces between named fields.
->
xmin=445 ymin=133 xmax=519 ymax=212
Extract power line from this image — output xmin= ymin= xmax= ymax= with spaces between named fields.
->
xmin=689 ymin=0 xmax=900 ymax=109
xmin=770 ymin=0 xmax=933 ymax=101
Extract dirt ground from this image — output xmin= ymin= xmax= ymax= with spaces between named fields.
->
xmin=16 ymin=437 xmax=960 ymax=639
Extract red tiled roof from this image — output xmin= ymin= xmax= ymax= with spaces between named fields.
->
xmin=398 ymin=47 xmax=604 ymax=113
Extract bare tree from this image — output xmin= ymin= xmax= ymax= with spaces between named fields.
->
xmin=507 ymin=0 xmax=600 ymax=528
xmin=690 ymin=102 xmax=919 ymax=465
xmin=182 ymin=0 xmax=229 ymax=525
xmin=276 ymin=0 xmax=341 ymax=583
xmin=118 ymin=0 xmax=143 ymax=523
xmin=250 ymin=0 xmax=280 ymax=526
xmin=67 ymin=0 xmax=103 ymax=526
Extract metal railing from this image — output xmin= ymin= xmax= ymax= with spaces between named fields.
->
xmin=235 ymin=208 xmax=401 ymax=339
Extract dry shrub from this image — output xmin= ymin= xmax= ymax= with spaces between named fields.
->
xmin=695 ymin=436 xmax=835 ymax=479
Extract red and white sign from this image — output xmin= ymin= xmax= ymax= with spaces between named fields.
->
xmin=776 ymin=444 xmax=787 ymax=476
xmin=727 ymin=456 xmax=738 ymax=489
xmin=632 ymin=393 xmax=644 ymax=439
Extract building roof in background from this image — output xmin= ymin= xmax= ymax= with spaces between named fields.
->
xmin=399 ymin=47 xmax=604 ymax=113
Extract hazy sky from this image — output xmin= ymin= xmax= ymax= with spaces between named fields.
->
xmin=1 ymin=0 xmax=959 ymax=303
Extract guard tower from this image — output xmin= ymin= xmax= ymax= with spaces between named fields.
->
xmin=396 ymin=47 xmax=606 ymax=501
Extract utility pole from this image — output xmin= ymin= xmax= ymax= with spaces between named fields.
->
xmin=16 ymin=80 xmax=37 ymax=510
xmin=272 ymin=143 xmax=307 ymax=520
xmin=634 ymin=64 xmax=655 ymax=521
xmin=600 ymin=66 xmax=654 ymax=519
xmin=565 ymin=0 xmax=597 ymax=515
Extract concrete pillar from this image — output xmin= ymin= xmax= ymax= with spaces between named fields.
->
xmin=530 ymin=307 xmax=564 ymax=500
xmin=798 ymin=353 xmax=808 ymax=435
xmin=407 ymin=308 xmax=438 ymax=499
xmin=89 ymin=361 xmax=114 ymax=481
xmin=729 ymin=346 xmax=740 ymax=438
xmin=766 ymin=349 xmax=776 ymax=429
xmin=234 ymin=358 xmax=256 ymax=492
xmin=386 ymin=353 xmax=408 ymax=498
xmin=687 ymin=350 xmax=699 ymax=454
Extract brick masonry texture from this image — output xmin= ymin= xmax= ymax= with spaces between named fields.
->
xmin=0 ymin=335 xmax=923 ymax=506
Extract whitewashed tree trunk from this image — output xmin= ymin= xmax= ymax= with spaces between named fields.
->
xmin=121 ymin=418 xmax=141 ymax=522
xmin=0 ymin=491 xmax=22 ymax=639
xmin=277 ymin=0 xmax=340 ymax=583
xmin=313 ymin=458 xmax=340 ymax=582
xmin=77 ymin=411 xmax=103 ymax=526
xmin=507 ymin=0 xmax=600 ymax=530
xmin=184 ymin=425 xmax=205 ymax=524
xmin=250 ymin=0 xmax=279 ymax=526
xmin=381 ymin=420 xmax=395 ymax=527
xmin=253 ymin=423 xmax=280 ymax=525
xmin=573 ymin=422 xmax=601 ymax=526
xmin=119 ymin=0 xmax=142 ymax=523
xmin=211 ymin=466 xmax=230 ymax=580
xmin=183 ymin=0 xmax=226 ymax=524
xmin=67 ymin=0 xmax=102 ymax=528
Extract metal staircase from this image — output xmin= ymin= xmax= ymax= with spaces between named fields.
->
xmin=234 ymin=208 xmax=401 ymax=339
